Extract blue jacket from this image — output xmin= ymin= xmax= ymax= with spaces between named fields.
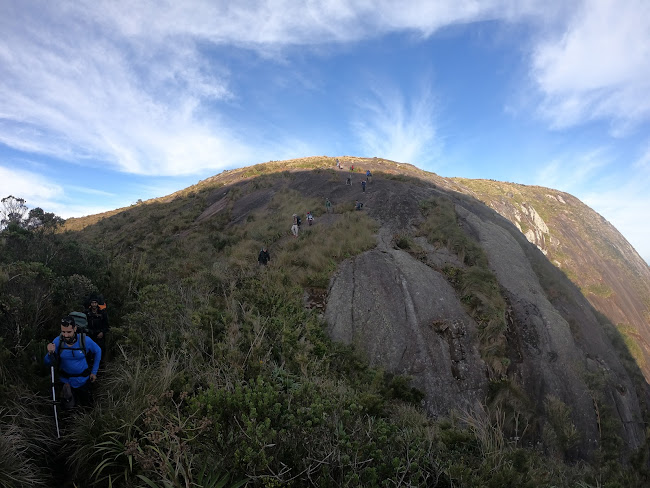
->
xmin=44 ymin=334 xmax=101 ymax=388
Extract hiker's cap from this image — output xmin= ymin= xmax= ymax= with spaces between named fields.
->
xmin=61 ymin=316 xmax=76 ymax=327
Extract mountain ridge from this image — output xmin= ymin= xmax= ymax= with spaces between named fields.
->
xmin=63 ymin=155 xmax=650 ymax=460
xmin=65 ymin=155 xmax=650 ymax=382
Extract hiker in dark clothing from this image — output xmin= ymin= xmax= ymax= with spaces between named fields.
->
xmin=45 ymin=315 xmax=101 ymax=409
xmin=325 ymin=198 xmax=332 ymax=213
xmin=355 ymin=200 xmax=363 ymax=211
xmin=85 ymin=297 xmax=108 ymax=352
xmin=258 ymin=247 xmax=271 ymax=265
xmin=361 ymin=180 xmax=366 ymax=192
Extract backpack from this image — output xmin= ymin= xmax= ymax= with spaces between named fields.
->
xmin=69 ymin=311 xmax=89 ymax=333
xmin=297 ymin=216 xmax=302 ymax=226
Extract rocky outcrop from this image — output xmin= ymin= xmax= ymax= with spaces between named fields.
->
xmin=324 ymin=178 xmax=648 ymax=458
xmin=454 ymin=202 xmax=646 ymax=454
xmin=326 ymin=247 xmax=487 ymax=416
xmin=452 ymin=180 xmax=650 ymax=383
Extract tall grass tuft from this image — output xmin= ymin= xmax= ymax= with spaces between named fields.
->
xmin=0 ymin=395 xmax=54 ymax=488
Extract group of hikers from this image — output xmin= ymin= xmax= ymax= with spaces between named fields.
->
xmin=258 ymin=162 xmax=373 ymax=268
xmin=45 ymin=295 xmax=108 ymax=415
xmin=289 ymin=209 xmax=318 ymax=238
xmin=338 ymin=157 xmax=374 ymax=198
xmin=345 ymin=169 xmax=372 ymax=191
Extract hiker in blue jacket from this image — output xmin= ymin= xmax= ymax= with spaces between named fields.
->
xmin=45 ymin=315 xmax=101 ymax=409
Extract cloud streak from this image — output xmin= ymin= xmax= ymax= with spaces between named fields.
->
xmin=0 ymin=1 xmax=550 ymax=177
xmin=352 ymin=80 xmax=439 ymax=165
xmin=2 ymin=1 xmax=649 ymax=186
xmin=532 ymin=0 xmax=650 ymax=131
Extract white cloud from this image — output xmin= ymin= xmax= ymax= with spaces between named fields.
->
xmin=534 ymin=147 xmax=611 ymax=192
xmin=0 ymin=2 xmax=254 ymax=176
xmin=352 ymin=80 xmax=439 ymax=165
xmin=0 ymin=166 xmax=116 ymax=218
xmin=582 ymin=181 xmax=650 ymax=266
xmin=0 ymin=1 xmax=551 ymax=177
xmin=532 ymin=0 xmax=650 ymax=130
xmin=0 ymin=165 xmax=63 ymax=209
xmin=2 ymin=0 xmax=648 ymax=180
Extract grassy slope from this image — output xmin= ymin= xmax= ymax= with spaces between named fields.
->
xmin=4 ymin=157 xmax=649 ymax=486
xmin=63 ymin=159 xmax=650 ymax=378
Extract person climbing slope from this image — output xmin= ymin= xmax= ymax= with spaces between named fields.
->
xmin=258 ymin=246 xmax=271 ymax=265
xmin=85 ymin=295 xmax=108 ymax=353
xmin=45 ymin=315 xmax=101 ymax=410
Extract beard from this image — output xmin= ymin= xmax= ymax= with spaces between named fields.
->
xmin=63 ymin=335 xmax=76 ymax=345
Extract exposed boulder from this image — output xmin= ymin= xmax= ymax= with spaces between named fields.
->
xmin=326 ymin=246 xmax=487 ymax=416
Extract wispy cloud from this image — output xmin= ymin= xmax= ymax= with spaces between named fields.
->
xmin=531 ymin=0 xmax=650 ymax=131
xmin=0 ymin=1 xmax=549 ymax=178
xmin=2 ymin=0 xmax=648 ymax=181
xmin=0 ymin=165 xmax=63 ymax=209
xmin=581 ymin=157 xmax=650 ymax=264
xmin=534 ymin=147 xmax=611 ymax=192
xmin=352 ymin=80 xmax=439 ymax=165
xmin=0 ymin=165 xmax=119 ymax=218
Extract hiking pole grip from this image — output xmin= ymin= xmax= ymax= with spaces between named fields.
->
xmin=51 ymin=365 xmax=60 ymax=439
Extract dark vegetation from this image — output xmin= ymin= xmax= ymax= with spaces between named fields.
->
xmin=1 ymin=161 xmax=649 ymax=488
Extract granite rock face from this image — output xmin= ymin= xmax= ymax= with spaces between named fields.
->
xmin=324 ymin=179 xmax=648 ymax=457
xmin=326 ymin=247 xmax=487 ymax=415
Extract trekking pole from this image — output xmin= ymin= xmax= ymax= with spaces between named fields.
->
xmin=50 ymin=365 xmax=60 ymax=439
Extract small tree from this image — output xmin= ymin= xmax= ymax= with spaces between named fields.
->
xmin=26 ymin=207 xmax=65 ymax=233
xmin=0 ymin=195 xmax=28 ymax=230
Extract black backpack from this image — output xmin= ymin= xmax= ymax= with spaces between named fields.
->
xmin=297 ymin=216 xmax=302 ymax=226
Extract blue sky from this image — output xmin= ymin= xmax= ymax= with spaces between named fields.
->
xmin=1 ymin=1 xmax=649 ymax=264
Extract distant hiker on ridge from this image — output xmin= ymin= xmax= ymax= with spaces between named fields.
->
xmin=258 ymin=246 xmax=270 ymax=266
xmin=325 ymin=198 xmax=332 ymax=213
xmin=366 ymin=169 xmax=372 ymax=184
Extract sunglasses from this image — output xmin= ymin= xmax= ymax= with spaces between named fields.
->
xmin=61 ymin=318 xmax=75 ymax=326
